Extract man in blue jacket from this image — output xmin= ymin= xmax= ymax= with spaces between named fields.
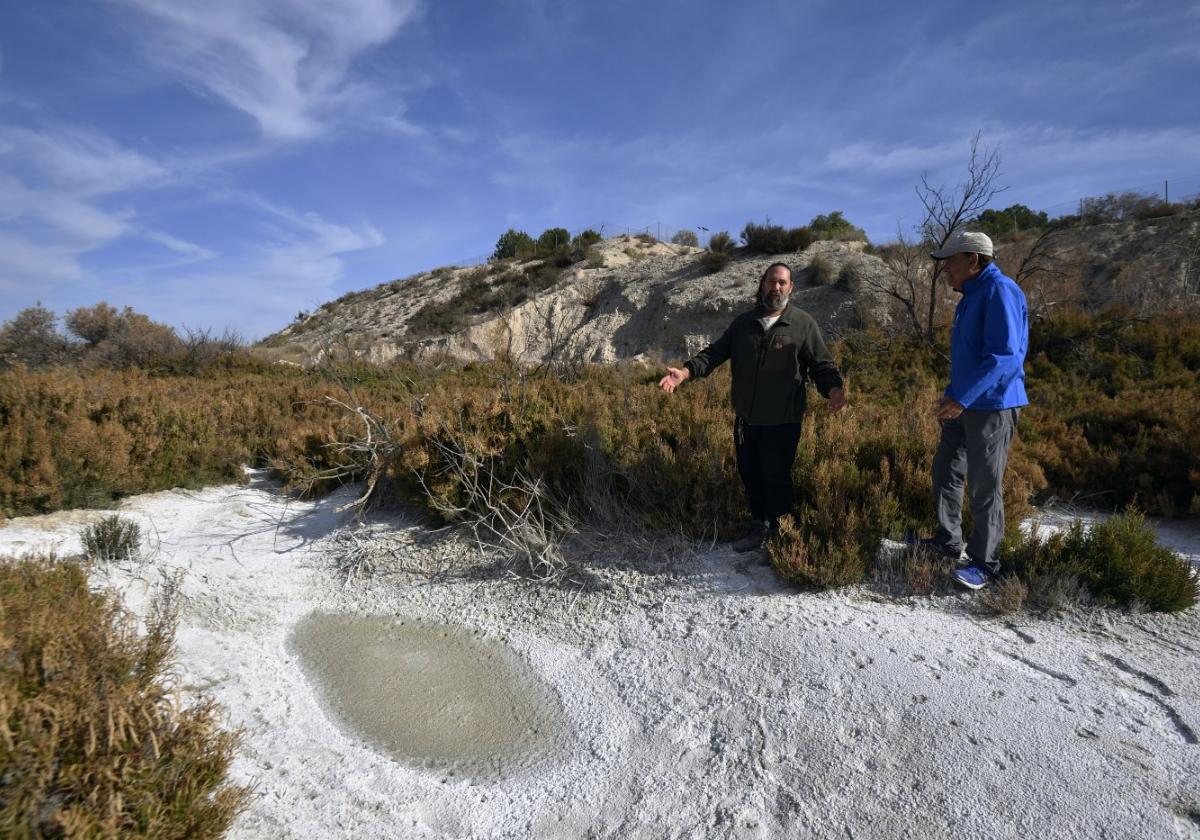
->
xmin=926 ymin=230 xmax=1028 ymax=589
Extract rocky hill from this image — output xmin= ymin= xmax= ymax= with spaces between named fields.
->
xmin=259 ymin=210 xmax=1200 ymax=366
xmin=260 ymin=235 xmax=892 ymax=366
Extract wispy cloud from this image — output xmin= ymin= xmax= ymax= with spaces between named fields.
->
xmin=130 ymin=210 xmax=385 ymax=336
xmin=115 ymin=0 xmax=421 ymax=139
xmin=0 ymin=126 xmax=167 ymax=289
xmin=832 ymin=126 xmax=1200 ymax=181
xmin=2 ymin=125 xmax=166 ymax=193
xmin=0 ymin=112 xmax=384 ymax=333
xmin=823 ymin=140 xmax=964 ymax=175
xmin=0 ymin=234 xmax=89 ymax=290
xmin=144 ymin=230 xmax=219 ymax=260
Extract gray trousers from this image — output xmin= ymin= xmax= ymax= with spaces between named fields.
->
xmin=932 ymin=408 xmax=1020 ymax=573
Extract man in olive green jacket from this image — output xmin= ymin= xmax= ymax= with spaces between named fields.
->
xmin=659 ymin=262 xmax=846 ymax=552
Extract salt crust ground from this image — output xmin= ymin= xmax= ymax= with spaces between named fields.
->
xmin=2 ymin=476 xmax=1200 ymax=840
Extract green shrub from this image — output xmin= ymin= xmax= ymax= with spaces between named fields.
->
xmin=571 ymin=229 xmax=601 ymax=249
xmin=670 ymin=230 xmax=699 ymax=247
xmin=81 ymin=514 xmax=143 ymax=565
xmin=806 ymin=255 xmax=835 ymax=285
xmin=586 ymin=248 xmax=606 ymax=269
xmin=537 ymin=228 xmax=571 ymax=253
xmin=0 ymin=557 xmax=248 ymax=837
xmin=808 ymin=211 xmax=867 ymax=243
xmin=492 ymin=228 xmax=536 ymax=260
xmin=700 ymin=231 xmax=734 ymax=273
xmin=570 ymin=229 xmax=602 ymax=260
xmin=549 ymin=245 xmax=575 ymax=268
xmin=409 ymin=298 xmax=467 ymax=338
xmin=974 ymin=204 xmax=1049 ymax=240
xmin=1002 ymin=511 xmax=1197 ymax=611
xmin=740 ymin=222 xmax=814 ymax=254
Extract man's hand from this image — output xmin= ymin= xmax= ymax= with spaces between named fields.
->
xmin=827 ymin=387 xmax=846 ymax=414
xmin=658 ymin=366 xmax=690 ymax=394
xmin=934 ymin=396 xmax=964 ymax=421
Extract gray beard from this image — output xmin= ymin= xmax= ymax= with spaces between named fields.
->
xmin=763 ymin=291 xmax=788 ymax=312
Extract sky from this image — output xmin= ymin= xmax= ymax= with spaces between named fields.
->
xmin=2 ymin=0 xmax=1199 ymax=339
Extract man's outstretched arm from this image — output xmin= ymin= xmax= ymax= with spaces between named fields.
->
xmin=660 ymin=323 xmax=733 ymax=394
xmin=658 ymin=366 xmax=690 ymax=393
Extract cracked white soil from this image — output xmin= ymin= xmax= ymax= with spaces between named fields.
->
xmin=2 ymin=475 xmax=1199 ymax=840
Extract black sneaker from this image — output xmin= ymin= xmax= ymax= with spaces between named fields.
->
xmin=732 ymin=520 xmax=770 ymax=553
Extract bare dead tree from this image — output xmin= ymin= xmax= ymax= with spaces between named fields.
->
xmin=868 ymin=134 xmax=1005 ymax=343
xmin=915 ymin=133 xmax=1005 ymax=341
xmin=1009 ymin=223 xmax=1074 ymax=315
xmin=528 ymin=291 xmax=584 ymax=381
xmin=860 ymin=228 xmax=928 ymax=339
xmin=1012 ymin=223 xmax=1069 ymax=290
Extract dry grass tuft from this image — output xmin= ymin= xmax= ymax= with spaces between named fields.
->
xmin=0 ymin=556 xmax=248 ymax=838
xmin=978 ymin=575 xmax=1029 ymax=615
xmin=903 ymin=550 xmax=955 ymax=595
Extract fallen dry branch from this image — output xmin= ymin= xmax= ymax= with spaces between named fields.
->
xmin=418 ymin=434 xmax=576 ymax=584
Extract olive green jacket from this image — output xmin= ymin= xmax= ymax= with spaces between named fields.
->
xmin=684 ymin=303 xmax=843 ymax=426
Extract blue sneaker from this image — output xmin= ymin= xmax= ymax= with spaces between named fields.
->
xmin=952 ymin=565 xmax=994 ymax=590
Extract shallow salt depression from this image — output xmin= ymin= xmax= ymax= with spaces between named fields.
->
xmin=289 ymin=613 xmax=565 ymax=779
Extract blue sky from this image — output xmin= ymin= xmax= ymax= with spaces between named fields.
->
xmin=2 ymin=0 xmax=1199 ymax=339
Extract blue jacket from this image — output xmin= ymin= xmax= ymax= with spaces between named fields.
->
xmin=946 ymin=262 xmax=1029 ymax=410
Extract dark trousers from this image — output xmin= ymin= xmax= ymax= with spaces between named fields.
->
xmin=932 ymin=408 xmax=1019 ymax=573
xmin=734 ymin=417 xmax=803 ymax=522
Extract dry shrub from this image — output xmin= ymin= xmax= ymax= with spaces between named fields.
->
xmin=1025 ymin=573 xmax=1094 ymax=614
xmin=836 ymin=260 xmax=865 ymax=291
xmin=0 ymin=557 xmax=247 ymax=837
xmin=670 ymin=230 xmax=699 ymax=247
xmin=0 ymin=365 xmax=378 ymax=517
xmin=1022 ymin=309 xmax=1200 ymax=516
xmin=805 ymin=255 xmax=835 ymax=286
xmin=767 ymin=514 xmax=867 ymax=589
xmin=1 ymin=309 xmax=1195 ymax=609
xmin=700 ymin=250 xmax=729 ymax=274
xmin=903 ymin=550 xmax=955 ymax=595
xmin=81 ymin=515 xmax=142 ymax=566
xmin=978 ymin=575 xmax=1029 ymax=615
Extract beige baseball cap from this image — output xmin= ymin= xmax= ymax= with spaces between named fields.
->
xmin=930 ymin=230 xmax=994 ymax=259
